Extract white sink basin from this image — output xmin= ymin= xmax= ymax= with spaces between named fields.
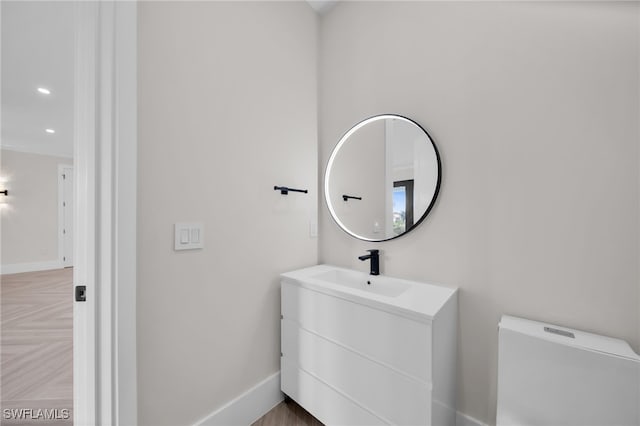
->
xmin=281 ymin=264 xmax=457 ymax=321
xmin=313 ymin=269 xmax=410 ymax=297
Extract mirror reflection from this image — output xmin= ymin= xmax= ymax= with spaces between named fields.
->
xmin=325 ymin=115 xmax=441 ymax=241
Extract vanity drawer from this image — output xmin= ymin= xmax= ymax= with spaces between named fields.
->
xmin=282 ymin=318 xmax=431 ymax=425
xmin=281 ymin=282 xmax=432 ymax=383
xmin=281 ymin=361 xmax=387 ymax=426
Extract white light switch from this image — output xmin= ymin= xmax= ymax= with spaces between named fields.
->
xmin=175 ymin=223 xmax=204 ymax=250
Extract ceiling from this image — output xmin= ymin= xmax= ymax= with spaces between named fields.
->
xmin=1 ymin=1 xmax=75 ymax=158
xmin=0 ymin=1 xmax=334 ymax=160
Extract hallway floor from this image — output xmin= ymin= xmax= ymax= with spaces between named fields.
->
xmin=252 ymin=400 xmax=323 ymax=426
xmin=1 ymin=268 xmax=73 ymax=425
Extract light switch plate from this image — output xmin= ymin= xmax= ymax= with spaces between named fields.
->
xmin=373 ymin=221 xmax=381 ymax=234
xmin=174 ymin=223 xmax=204 ymax=250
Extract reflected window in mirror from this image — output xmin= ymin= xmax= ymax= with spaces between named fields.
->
xmin=393 ymin=180 xmax=414 ymax=236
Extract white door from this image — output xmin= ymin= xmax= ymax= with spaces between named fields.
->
xmin=62 ymin=166 xmax=73 ymax=267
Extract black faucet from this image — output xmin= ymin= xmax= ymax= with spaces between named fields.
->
xmin=358 ymin=249 xmax=380 ymax=276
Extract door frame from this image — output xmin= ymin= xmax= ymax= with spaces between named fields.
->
xmin=73 ymin=2 xmax=137 ymax=425
xmin=58 ymin=164 xmax=73 ymax=268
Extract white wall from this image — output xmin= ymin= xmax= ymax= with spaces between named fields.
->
xmin=137 ymin=2 xmax=317 ymax=425
xmin=318 ymin=2 xmax=639 ymax=424
xmin=0 ymin=149 xmax=71 ymax=269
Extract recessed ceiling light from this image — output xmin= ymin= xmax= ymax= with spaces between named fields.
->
xmin=37 ymin=87 xmax=51 ymax=95
xmin=45 ymin=129 xmax=55 ymax=134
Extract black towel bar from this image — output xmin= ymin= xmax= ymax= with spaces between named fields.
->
xmin=274 ymin=186 xmax=308 ymax=195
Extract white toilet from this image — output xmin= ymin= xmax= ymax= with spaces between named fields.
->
xmin=497 ymin=315 xmax=640 ymax=426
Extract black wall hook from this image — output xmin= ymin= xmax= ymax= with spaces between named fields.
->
xmin=342 ymin=194 xmax=361 ymax=201
xmin=274 ymin=186 xmax=308 ymax=195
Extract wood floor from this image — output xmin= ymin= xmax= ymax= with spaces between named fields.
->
xmin=1 ymin=268 xmax=73 ymax=425
xmin=252 ymin=400 xmax=323 ymax=426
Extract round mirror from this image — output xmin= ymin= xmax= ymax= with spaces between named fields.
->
xmin=324 ymin=114 xmax=441 ymax=242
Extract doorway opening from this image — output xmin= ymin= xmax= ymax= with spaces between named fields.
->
xmin=1 ymin=2 xmax=76 ymax=424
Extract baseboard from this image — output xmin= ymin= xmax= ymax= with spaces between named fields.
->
xmin=457 ymin=411 xmax=488 ymax=426
xmin=194 ymin=372 xmax=283 ymax=426
xmin=190 ymin=370 xmax=483 ymax=426
xmin=1 ymin=260 xmax=63 ymax=275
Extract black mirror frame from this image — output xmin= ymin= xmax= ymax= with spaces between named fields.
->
xmin=324 ymin=114 xmax=442 ymax=242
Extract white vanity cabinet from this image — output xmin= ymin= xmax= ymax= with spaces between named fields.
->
xmin=280 ymin=265 xmax=457 ymax=426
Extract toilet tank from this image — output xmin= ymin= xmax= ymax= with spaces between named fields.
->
xmin=497 ymin=315 xmax=640 ymax=426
